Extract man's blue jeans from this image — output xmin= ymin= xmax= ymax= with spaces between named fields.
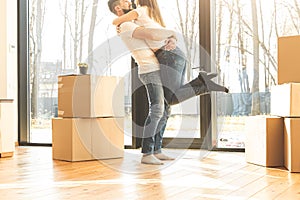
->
xmin=139 ymin=71 xmax=170 ymax=154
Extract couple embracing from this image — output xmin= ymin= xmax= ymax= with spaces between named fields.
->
xmin=108 ymin=0 xmax=228 ymax=165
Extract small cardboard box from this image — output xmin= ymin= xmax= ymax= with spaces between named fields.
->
xmin=52 ymin=117 xmax=124 ymax=161
xmin=278 ymin=35 xmax=300 ymax=84
xmin=270 ymin=83 xmax=300 ymax=117
xmin=58 ymin=75 xmax=124 ymax=118
xmin=245 ymin=116 xmax=283 ymax=167
xmin=284 ymin=118 xmax=300 ymax=172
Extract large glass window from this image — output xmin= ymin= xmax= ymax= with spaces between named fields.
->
xmin=213 ymin=0 xmax=300 ymax=148
xmin=27 ymin=0 xmax=202 ymax=145
xmin=28 ymin=0 xmax=132 ymax=144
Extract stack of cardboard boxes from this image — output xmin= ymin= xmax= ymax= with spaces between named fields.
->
xmin=245 ymin=35 xmax=300 ymax=172
xmin=52 ymin=75 xmax=125 ymax=161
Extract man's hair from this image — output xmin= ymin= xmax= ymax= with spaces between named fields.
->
xmin=131 ymin=0 xmax=137 ymax=9
xmin=108 ymin=0 xmax=120 ymax=14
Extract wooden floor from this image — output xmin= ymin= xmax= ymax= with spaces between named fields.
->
xmin=0 ymin=147 xmax=299 ymax=200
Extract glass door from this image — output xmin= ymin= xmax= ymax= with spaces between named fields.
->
xmin=212 ymin=0 xmax=300 ymax=149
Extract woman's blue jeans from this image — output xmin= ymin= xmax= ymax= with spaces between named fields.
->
xmin=156 ymin=47 xmax=205 ymax=105
xmin=138 ymin=47 xmax=205 ymax=155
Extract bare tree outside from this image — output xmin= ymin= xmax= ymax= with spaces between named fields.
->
xmin=61 ymin=0 xmax=68 ymax=70
xmin=216 ymin=0 xmax=223 ymax=84
xmin=175 ymin=0 xmax=199 ymax=80
xmin=61 ymin=0 xmax=89 ymax=70
xmin=236 ymin=0 xmax=250 ymax=94
xmin=88 ymin=0 xmax=99 ymax=70
xmin=29 ymin=0 xmax=46 ymax=119
xmin=250 ymin=0 xmax=260 ymax=115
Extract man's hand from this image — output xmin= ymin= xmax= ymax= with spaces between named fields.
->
xmin=164 ymin=37 xmax=177 ymax=51
xmin=132 ymin=27 xmax=176 ymax=42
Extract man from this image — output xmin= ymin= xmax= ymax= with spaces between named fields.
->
xmin=107 ymin=0 xmax=228 ymax=165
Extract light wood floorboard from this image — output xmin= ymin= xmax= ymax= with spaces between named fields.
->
xmin=0 ymin=147 xmax=299 ymax=199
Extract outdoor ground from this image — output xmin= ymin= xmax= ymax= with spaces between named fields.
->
xmin=31 ymin=115 xmax=246 ymax=149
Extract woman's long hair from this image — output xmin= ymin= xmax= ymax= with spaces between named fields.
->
xmin=137 ymin=0 xmax=166 ymax=27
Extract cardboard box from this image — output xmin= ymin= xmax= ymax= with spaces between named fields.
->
xmin=284 ymin=118 xmax=300 ymax=172
xmin=278 ymin=35 xmax=300 ymax=84
xmin=52 ymin=117 xmax=124 ymax=161
xmin=91 ymin=117 xmax=124 ymax=159
xmin=0 ymin=101 xmax=15 ymax=157
xmin=58 ymin=75 xmax=124 ymax=118
xmin=245 ymin=116 xmax=283 ymax=167
xmin=52 ymin=118 xmax=93 ymax=161
xmin=270 ymin=83 xmax=300 ymax=117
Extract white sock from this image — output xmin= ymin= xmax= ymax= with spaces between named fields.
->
xmin=154 ymin=153 xmax=175 ymax=160
xmin=141 ymin=154 xmax=164 ymax=165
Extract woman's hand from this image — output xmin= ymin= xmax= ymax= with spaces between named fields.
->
xmin=164 ymin=37 xmax=177 ymax=51
xmin=116 ymin=25 xmax=121 ymax=35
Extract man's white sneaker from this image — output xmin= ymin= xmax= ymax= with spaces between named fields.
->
xmin=154 ymin=153 xmax=175 ymax=160
xmin=141 ymin=154 xmax=164 ymax=165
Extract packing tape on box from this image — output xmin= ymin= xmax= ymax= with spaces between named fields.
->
xmin=58 ymin=110 xmax=64 ymax=116
xmin=58 ymin=84 xmax=63 ymax=88
xmin=58 ymin=77 xmax=62 ymax=82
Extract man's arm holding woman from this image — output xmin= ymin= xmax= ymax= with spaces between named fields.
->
xmin=132 ymin=27 xmax=176 ymax=41
xmin=132 ymin=26 xmax=177 ymax=51
xmin=118 ymin=21 xmax=177 ymax=50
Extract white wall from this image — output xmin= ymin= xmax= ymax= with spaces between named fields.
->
xmin=0 ymin=0 xmax=18 ymax=143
